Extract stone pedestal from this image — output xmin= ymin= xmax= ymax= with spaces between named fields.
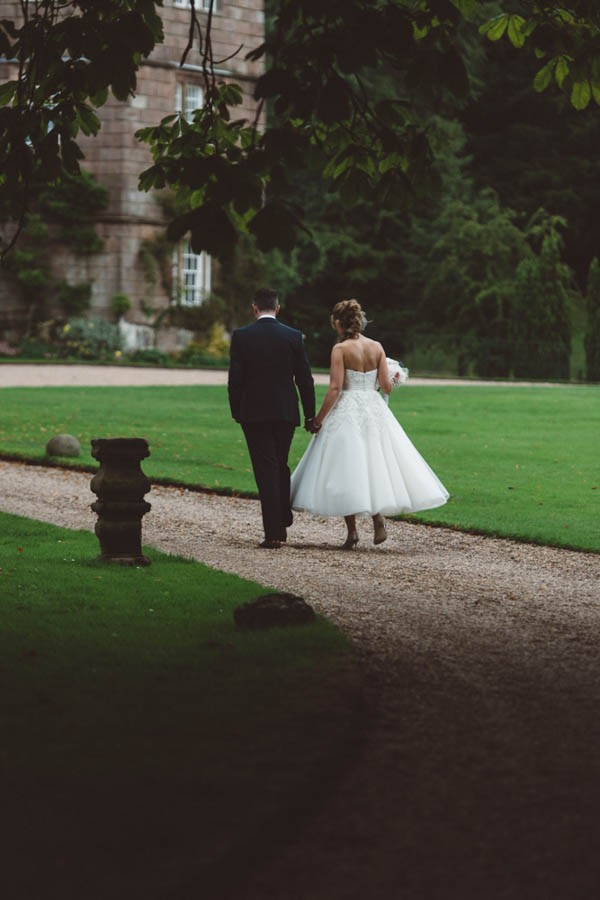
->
xmin=90 ymin=438 xmax=151 ymax=566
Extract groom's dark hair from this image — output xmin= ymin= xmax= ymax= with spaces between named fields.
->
xmin=254 ymin=287 xmax=279 ymax=311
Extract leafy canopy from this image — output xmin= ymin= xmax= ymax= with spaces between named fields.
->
xmin=1 ymin=1 xmax=599 ymax=259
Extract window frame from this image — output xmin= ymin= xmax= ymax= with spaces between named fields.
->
xmin=173 ymin=240 xmax=212 ymax=307
xmin=175 ymin=81 xmax=203 ymax=123
xmin=173 ymin=1 xmax=221 ymax=12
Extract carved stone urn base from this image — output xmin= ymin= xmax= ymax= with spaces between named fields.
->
xmin=90 ymin=437 xmax=152 ymax=567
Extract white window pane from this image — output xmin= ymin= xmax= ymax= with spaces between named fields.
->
xmin=173 ymin=241 xmax=212 ymax=307
xmin=185 ymin=84 xmax=202 ymax=119
xmin=174 ymin=1 xmax=220 ymax=10
xmin=176 ymin=82 xmax=203 ymax=121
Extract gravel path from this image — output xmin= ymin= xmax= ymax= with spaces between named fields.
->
xmin=1 ymin=365 xmax=599 ymax=899
xmin=0 ymin=362 xmax=569 ymax=388
xmin=1 ymin=461 xmax=599 ymax=899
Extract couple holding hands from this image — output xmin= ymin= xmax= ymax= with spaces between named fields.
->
xmin=228 ymin=287 xmax=448 ymax=550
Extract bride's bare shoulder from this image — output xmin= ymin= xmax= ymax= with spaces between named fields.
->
xmin=360 ymin=335 xmax=381 ymax=349
xmin=361 ymin=336 xmax=385 ymax=357
xmin=330 ymin=343 xmax=346 ymax=367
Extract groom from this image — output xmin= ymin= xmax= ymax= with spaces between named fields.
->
xmin=228 ymin=287 xmax=317 ymax=548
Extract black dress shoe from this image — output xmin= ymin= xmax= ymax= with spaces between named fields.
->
xmin=259 ymin=539 xmax=282 ymax=549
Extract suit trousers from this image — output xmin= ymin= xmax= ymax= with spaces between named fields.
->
xmin=241 ymin=421 xmax=295 ymax=541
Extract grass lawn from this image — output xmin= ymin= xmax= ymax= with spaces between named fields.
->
xmin=0 ymin=383 xmax=598 ymax=552
xmin=0 ymin=511 xmax=359 ymax=900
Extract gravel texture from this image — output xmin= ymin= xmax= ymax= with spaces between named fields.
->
xmin=1 ymin=462 xmax=599 ymax=899
xmin=1 ymin=365 xmax=599 ymax=899
xmin=0 ymin=362 xmax=568 ymax=388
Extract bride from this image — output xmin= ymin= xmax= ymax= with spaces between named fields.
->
xmin=290 ymin=299 xmax=449 ymax=549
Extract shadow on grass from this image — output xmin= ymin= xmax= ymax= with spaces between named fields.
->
xmin=1 ymin=512 xmax=368 ymax=900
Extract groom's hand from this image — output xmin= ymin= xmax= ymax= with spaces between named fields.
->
xmin=305 ymin=417 xmax=321 ymax=434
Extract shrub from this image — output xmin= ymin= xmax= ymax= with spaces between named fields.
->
xmin=126 ymin=348 xmax=170 ymax=366
xmin=15 ymin=339 xmax=54 ymax=359
xmin=176 ymin=339 xmax=226 ymax=367
xmin=56 ymin=318 xmax=122 ymax=360
xmin=57 ymin=282 xmax=92 ymax=316
xmin=203 ymin=322 xmax=230 ymax=357
xmin=111 ymin=293 xmax=132 ymax=320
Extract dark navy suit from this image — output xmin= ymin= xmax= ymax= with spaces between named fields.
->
xmin=228 ymin=316 xmax=315 ymax=541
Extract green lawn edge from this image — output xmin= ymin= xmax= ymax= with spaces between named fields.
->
xmin=1 ymin=510 xmax=366 ymax=899
xmin=2 ymin=450 xmax=598 ymax=556
xmin=0 ymin=382 xmax=598 ymax=553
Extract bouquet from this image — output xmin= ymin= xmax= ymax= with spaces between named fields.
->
xmin=386 ymin=357 xmax=409 ymax=387
xmin=379 ymin=358 xmax=409 ymax=405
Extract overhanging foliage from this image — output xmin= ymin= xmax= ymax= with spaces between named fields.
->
xmin=0 ymin=1 xmax=599 ymax=260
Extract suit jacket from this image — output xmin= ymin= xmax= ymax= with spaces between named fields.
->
xmin=228 ymin=317 xmax=315 ymax=425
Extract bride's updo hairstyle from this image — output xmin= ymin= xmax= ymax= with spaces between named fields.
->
xmin=330 ymin=299 xmax=367 ymax=341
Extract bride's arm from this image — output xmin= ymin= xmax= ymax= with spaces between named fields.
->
xmin=377 ymin=346 xmax=393 ymax=395
xmin=314 ymin=345 xmax=345 ymax=427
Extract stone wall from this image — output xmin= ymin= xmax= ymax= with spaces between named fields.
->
xmin=0 ymin=0 xmax=265 ymax=340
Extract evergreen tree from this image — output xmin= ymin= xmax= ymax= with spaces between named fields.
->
xmin=462 ymin=22 xmax=600 ymax=288
xmin=584 ymin=258 xmax=600 ymax=382
xmin=411 ymin=186 xmax=531 ymax=376
xmin=511 ymin=226 xmax=573 ymax=379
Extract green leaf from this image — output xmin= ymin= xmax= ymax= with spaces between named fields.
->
xmin=90 ymin=87 xmax=109 ymax=109
xmin=571 ymin=80 xmax=591 ymax=110
xmin=76 ymin=104 xmax=100 ymax=137
xmin=0 ymin=80 xmax=17 ymax=106
xmin=592 ymin=83 xmax=600 ymax=107
xmin=245 ymin=42 xmax=266 ymax=63
xmin=138 ymin=165 xmax=165 ymax=192
xmin=479 ymin=14 xmax=509 ymax=41
xmin=323 ymin=152 xmax=353 ymax=181
xmin=555 ymin=57 xmax=570 ymax=88
xmin=60 ymin=137 xmax=84 ymax=174
xmin=533 ymin=64 xmax=553 ymax=93
xmin=378 ymin=153 xmax=404 ymax=176
xmin=507 ymin=15 xmax=527 ymax=48
xmin=450 ymin=0 xmax=477 ymax=16
xmin=555 ymin=8 xmax=576 ymax=25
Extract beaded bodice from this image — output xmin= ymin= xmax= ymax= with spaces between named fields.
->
xmin=343 ymin=368 xmax=379 ymax=392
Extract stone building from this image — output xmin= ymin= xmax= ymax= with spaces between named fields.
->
xmin=0 ymin=0 xmax=265 ymax=346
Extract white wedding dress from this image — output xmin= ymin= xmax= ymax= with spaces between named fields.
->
xmin=290 ymin=368 xmax=449 ymax=517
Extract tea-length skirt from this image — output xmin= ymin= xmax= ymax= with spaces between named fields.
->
xmin=290 ymin=383 xmax=449 ymax=517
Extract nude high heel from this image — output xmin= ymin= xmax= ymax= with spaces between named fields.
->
xmin=342 ymin=515 xmax=359 ymax=550
xmin=341 ymin=531 xmax=359 ymax=550
xmin=373 ymin=514 xmax=387 ymax=545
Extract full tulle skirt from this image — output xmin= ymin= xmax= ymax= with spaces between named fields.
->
xmin=290 ymin=389 xmax=449 ymax=517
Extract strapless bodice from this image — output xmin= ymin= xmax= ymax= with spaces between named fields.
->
xmin=343 ymin=368 xmax=378 ymax=391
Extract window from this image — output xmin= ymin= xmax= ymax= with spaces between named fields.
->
xmin=175 ymin=82 xmax=203 ymax=122
xmin=174 ymin=1 xmax=220 ymax=11
xmin=173 ymin=240 xmax=211 ymax=307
